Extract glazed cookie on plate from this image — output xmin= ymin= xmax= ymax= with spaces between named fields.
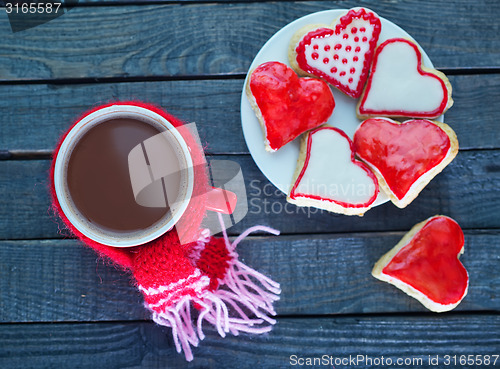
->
xmin=246 ymin=61 xmax=335 ymax=152
xmin=353 ymin=117 xmax=458 ymax=208
xmin=287 ymin=126 xmax=379 ymax=216
xmin=357 ymin=38 xmax=453 ymax=119
xmin=372 ymin=215 xmax=468 ymax=312
xmin=289 ymin=7 xmax=381 ymax=98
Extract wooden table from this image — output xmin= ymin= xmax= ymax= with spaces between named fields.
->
xmin=1 ymin=1 xmax=499 ymax=368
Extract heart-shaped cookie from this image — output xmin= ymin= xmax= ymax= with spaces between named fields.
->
xmin=357 ymin=38 xmax=453 ymax=118
xmin=289 ymin=7 xmax=381 ymax=98
xmin=287 ymin=126 xmax=379 ymax=216
xmin=246 ymin=61 xmax=335 ymax=152
xmin=372 ymin=215 xmax=468 ymax=312
xmin=353 ymin=118 xmax=458 ymax=208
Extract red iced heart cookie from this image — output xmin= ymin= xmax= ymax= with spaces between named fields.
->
xmin=246 ymin=61 xmax=335 ymax=152
xmin=353 ymin=118 xmax=458 ymax=208
xmin=287 ymin=126 xmax=379 ymax=216
xmin=290 ymin=8 xmax=381 ymax=98
xmin=372 ymin=216 xmax=468 ymax=312
xmin=357 ymin=38 xmax=453 ymax=118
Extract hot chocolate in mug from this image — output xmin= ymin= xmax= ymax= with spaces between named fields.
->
xmin=53 ymin=103 xmax=236 ymax=247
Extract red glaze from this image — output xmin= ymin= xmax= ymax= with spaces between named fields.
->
xmin=295 ymin=8 xmax=381 ymax=98
xmin=249 ymin=61 xmax=335 ymax=151
xmin=289 ymin=126 xmax=379 ymax=208
xmin=353 ymin=118 xmax=451 ymax=200
xmin=358 ymin=38 xmax=449 ymax=118
xmin=382 ymin=216 xmax=468 ymax=305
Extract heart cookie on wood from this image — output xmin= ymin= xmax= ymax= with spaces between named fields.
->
xmin=287 ymin=126 xmax=379 ymax=216
xmin=357 ymin=38 xmax=453 ymax=118
xmin=372 ymin=216 xmax=468 ymax=312
xmin=289 ymin=7 xmax=381 ymax=98
xmin=353 ymin=118 xmax=458 ymax=208
xmin=246 ymin=61 xmax=335 ymax=152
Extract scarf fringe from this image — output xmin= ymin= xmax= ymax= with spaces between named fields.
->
xmin=145 ymin=221 xmax=280 ymax=361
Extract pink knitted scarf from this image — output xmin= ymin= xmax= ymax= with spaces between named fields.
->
xmin=49 ymin=102 xmax=280 ymax=361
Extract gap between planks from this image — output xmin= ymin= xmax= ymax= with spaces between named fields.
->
xmin=0 ymin=68 xmax=499 ymax=87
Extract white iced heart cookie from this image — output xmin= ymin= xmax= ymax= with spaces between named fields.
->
xmin=357 ymin=38 xmax=453 ymax=118
xmin=287 ymin=126 xmax=379 ymax=216
xmin=289 ymin=7 xmax=381 ymax=98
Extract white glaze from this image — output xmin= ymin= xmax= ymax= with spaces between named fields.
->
xmin=362 ymin=40 xmax=445 ymax=113
xmin=301 ymin=14 xmax=377 ymax=91
xmin=295 ymin=128 xmax=377 ymax=205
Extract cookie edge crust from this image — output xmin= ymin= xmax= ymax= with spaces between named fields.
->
xmin=245 ymin=67 xmax=276 ymax=153
xmin=288 ymin=23 xmax=332 ymax=78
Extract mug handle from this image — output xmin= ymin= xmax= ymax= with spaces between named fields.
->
xmin=206 ymin=187 xmax=237 ymax=215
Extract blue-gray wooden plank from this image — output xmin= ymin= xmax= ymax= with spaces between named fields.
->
xmin=1 ymin=231 xmax=498 ymax=323
xmin=0 ymin=74 xmax=499 ymax=153
xmin=0 ymin=151 xmax=498 ymax=240
xmin=1 ymin=316 xmax=499 ymax=368
xmin=0 ymin=1 xmax=499 ymax=82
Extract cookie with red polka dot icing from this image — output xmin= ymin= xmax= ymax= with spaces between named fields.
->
xmin=289 ymin=7 xmax=381 ymax=98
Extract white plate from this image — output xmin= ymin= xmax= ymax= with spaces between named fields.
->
xmin=241 ymin=9 xmax=443 ymax=207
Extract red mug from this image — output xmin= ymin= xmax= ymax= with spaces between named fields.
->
xmin=53 ymin=103 xmax=235 ymax=247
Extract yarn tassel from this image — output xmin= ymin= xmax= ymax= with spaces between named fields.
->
xmin=141 ymin=217 xmax=280 ymax=361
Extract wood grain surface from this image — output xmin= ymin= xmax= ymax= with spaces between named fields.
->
xmin=1 ymin=231 xmax=498 ymax=323
xmin=0 ymin=1 xmax=499 ymax=82
xmin=0 ymin=74 xmax=499 ymax=153
xmin=0 ymin=150 xmax=498 ymax=240
xmin=1 ymin=0 xmax=499 ymax=367
xmin=1 ymin=316 xmax=499 ymax=368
